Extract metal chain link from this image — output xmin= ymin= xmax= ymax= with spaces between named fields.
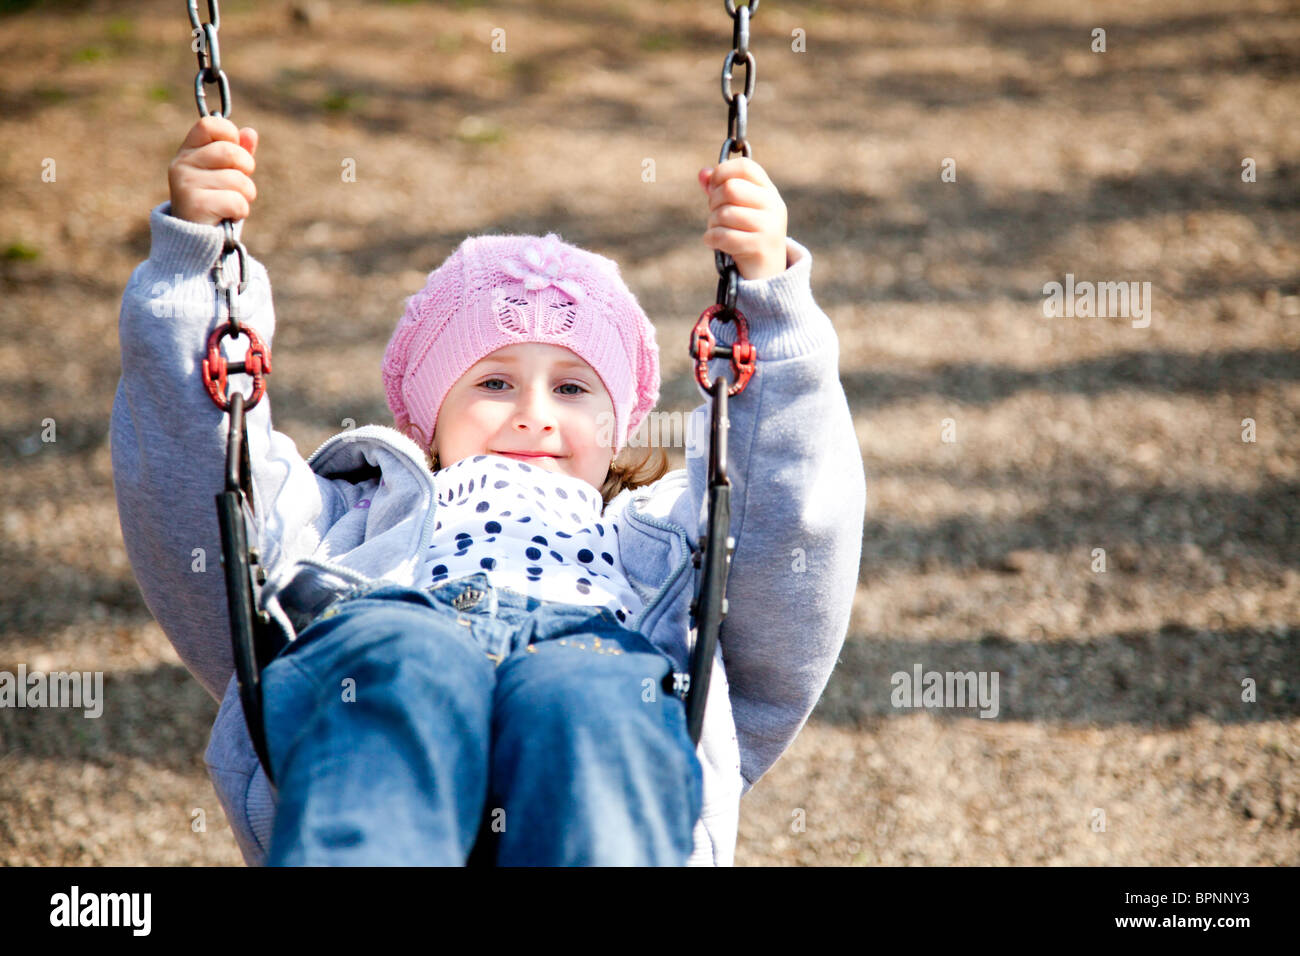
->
xmin=684 ymin=1 xmax=760 ymax=744
xmin=692 ymin=0 xmax=758 ymax=397
xmin=185 ymin=0 xmax=278 ymax=784
xmin=714 ymin=0 xmax=758 ymax=313
xmin=186 ymin=0 xmax=263 ymax=408
xmin=189 ymin=0 xmax=231 ymax=119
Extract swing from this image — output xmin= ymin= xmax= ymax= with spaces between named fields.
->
xmin=188 ymin=0 xmax=759 ymax=831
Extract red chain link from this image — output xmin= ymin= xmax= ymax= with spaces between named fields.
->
xmin=202 ymin=322 xmax=271 ymax=412
xmin=691 ymin=304 xmax=756 ymax=396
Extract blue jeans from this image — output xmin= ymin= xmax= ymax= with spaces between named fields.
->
xmin=260 ymin=571 xmax=704 ymax=866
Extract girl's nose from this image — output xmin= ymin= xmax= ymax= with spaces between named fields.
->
xmin=514 ymin=417 xmax=554 ymax=432
xmin=511 ymin=387 xmax=557 ymax=431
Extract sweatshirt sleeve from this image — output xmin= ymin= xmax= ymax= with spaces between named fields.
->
xmin=685 ymin=236 xmax=865 ymax=794
xmin=111 ymin=202 xmax=335 ymax=702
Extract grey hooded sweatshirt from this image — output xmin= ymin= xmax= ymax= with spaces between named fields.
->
xmin=111 ymin=202 xmax=865 ymax=866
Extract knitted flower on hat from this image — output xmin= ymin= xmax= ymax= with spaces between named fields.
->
xmin=500 ymin=234 xmax=588 ymax=303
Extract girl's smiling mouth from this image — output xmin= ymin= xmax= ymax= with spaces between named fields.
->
xmin=493 ymin=451 xmax=563 ymax=463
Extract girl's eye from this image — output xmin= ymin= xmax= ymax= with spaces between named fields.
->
xmin=480 ymin=378 xmax=587 ymax=395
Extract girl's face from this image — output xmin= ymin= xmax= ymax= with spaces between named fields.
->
xmin=431 ymin=343 xmax=616 ymax=490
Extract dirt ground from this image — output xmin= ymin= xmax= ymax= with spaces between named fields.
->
xmin=1 ymin=0 xmax=1296 ymax=865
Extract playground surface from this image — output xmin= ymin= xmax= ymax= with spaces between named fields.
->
xmin=0 ymin=0 xmax=1296 ymax=864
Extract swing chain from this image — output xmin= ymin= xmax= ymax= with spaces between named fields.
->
xmin=692 ymin=0 xmax=758 ymax=397
xmin=182 ymin=0 xmax=279 ymax=784
xmin=189 ymin=0 xmax=232 ymax=120
xmin=185 ymin=0 xmax=266 ymax=413
xmin=200 ymin=209 xmax=270 ymax=416
xmin=721 ymin=2 xmax=754 ymax=159
xmin=716 ymin=0 xmax=756 ymax=299
xmin=684 ymin=1 xmax=760 ymax=746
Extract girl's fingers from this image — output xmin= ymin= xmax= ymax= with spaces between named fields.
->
xmin=187 ymin=138 xmax=256 ymax=176
xmin=210 ymin=193 xmax=251 ymax=223
xmin=201 ymin=168 xmax=257 ymax=202
xmin=705 ymin=176 xmax=771 ymax=214
xmin=701 ymin=225 xmax=764 ymax=257
xmin=180 ymin=114 xmax=240 ymax=150
xmin=179 ymin=168 xmax=257 ymax=206
xmin=190 ymin=190 xmax=251 ymax=224
xmin=706 ymin=156 xmax=775 ymax=192
xmin=708 ymin=202 xmax=766 ymax=234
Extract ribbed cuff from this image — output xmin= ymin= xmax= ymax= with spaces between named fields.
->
xmin=148 ymin=201 xmax=248 ymax=270
xmin=709 ymin=236 xmax=836 ymax=360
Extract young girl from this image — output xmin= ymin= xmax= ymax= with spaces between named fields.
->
xmin=112 ymin=116 xmax=865 ymax=865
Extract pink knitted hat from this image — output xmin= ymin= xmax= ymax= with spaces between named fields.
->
xmin=382 ymin=232 xmax=660 ymax=458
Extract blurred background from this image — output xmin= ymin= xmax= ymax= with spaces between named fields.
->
xmin=0 ymin=0 xmax=1296 ymax=864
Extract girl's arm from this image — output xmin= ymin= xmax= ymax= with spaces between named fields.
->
xmin=680 ymin=235 xmax=866 ymax=794
xmin=112 ymin=202 xmax=339 ymax=702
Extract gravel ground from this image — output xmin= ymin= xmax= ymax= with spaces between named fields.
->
xmin=0 ymin=0 xmax=1296 ymax=865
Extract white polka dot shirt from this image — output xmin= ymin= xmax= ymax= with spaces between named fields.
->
xmin=426 ymin=454 xmax=645 ymax=625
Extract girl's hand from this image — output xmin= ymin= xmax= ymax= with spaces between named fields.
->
xmin=168 ymin=115 xmax=259 ymax=226
xmin=698 ymin=156 xmax=789 ymax=281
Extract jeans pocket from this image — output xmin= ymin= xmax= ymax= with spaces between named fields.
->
xmin=614 ymin=626 xmax=683 ymax=693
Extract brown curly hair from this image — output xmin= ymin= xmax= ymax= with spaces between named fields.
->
xmin=400 ymin=422 xmax=670 ymax=509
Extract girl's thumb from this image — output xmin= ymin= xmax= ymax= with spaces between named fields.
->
xmin=699 ymin=167 xmax=713 ymax=189
xmin=241 ymin=127 xmax=258 ymax=156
